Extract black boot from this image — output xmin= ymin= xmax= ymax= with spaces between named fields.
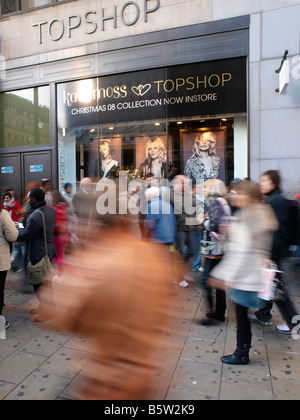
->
xmin=221 ymin=333 xmax=252 ymax=365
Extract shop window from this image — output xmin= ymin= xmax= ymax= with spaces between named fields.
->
xmin=1 ymin=0 xmax=66 ymax=15
xmin=0 ymin=86 xmax=50 ymax=148
xmin=59 ymin=121 xmax=170 ymax=190
xmin=58 ymin=116 xmax=247 ymax=192
xmin=57 ymin=58 xmax=248 ymax=191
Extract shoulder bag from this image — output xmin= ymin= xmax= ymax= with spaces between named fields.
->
xmin=27 ymin=210 xmax=55 ymax=286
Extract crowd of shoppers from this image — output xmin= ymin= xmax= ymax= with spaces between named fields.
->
xmin=0 ymin=168 xmax=299 ymax=398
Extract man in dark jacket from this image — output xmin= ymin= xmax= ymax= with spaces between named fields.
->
xmin=18 ymin=188 xmax=56 ymax=297
xmin=170 ymin=175 xmax=197 ymax=287
xmin=249 ymin=170 xmax=299 ymax=334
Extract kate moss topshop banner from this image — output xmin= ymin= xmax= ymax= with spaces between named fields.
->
xmin=57 ymin=57 xmax=247 ymax=128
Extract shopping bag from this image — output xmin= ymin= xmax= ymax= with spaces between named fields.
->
xmin=259 ymin=265 xmax=281 ymax=301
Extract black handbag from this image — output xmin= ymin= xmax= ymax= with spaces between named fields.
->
xmin=27 ymin=210 xmax=54 ymax=286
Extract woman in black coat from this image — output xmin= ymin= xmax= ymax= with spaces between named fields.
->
xmin=249 ymin=170 xmax=299 ymax=334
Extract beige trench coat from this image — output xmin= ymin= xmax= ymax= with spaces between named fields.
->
xmin=211 ymin=203 xmax=278 ymax=292
xmin=0 ymin=209 xmax=19 ymax=272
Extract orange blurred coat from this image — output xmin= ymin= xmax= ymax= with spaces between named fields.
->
xmin=40 ymin=227 xmax=171 ymax=400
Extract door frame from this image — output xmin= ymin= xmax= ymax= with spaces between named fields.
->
xmin=0 ymin=150 xmax=53 ymax=202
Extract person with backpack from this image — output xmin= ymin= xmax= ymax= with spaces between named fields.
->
xmin=248 ymin=170 xmax=300 ymax=335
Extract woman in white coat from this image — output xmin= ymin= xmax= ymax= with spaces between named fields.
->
xmin=0 ymin=206 xmax=19 ymax=329
xmin=209 ymin=180 xmax=278 ymax=365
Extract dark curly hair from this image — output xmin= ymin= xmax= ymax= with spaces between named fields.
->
xmin=28 ymin=188 xmax=45 ymax=202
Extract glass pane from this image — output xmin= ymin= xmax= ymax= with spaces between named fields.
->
xmin=58 ymin=120 xmax=169 ymax=191
xmin=21 ymin=0 xmax=52 ymax=9
xmin=0 ymin=86 xmax=50 ymax=148
xmin=58 ymin=114 xmax=246 ymax=190
xmin=1 ymin=0 xmax=19 ymax=14
xmin=1 ymin=0 xmax=66 ymax=13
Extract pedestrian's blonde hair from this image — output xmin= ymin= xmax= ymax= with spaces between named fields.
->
xmin=204 ymin=178 xmax=227 ymax=197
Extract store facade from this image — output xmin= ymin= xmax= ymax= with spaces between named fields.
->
xmin=0 ymin=0 xmax=299 ymax=200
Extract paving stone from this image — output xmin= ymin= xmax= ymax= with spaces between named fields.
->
xmin=220 ymin=382 xmax=274 ymax=400
xmin=7 ymin=319 xmax=44 ymax=341
xmin=38 ymin=347 xmax=91 ymax=379
xmin=63 ymin=335 xmax=93 ymax=352
xmin=166 ymin=386 xmax=218 ymax=400
xmin=0 ymin=381 xmax=18 ymax=399
xmin=264 ymin=330 xmax=300 ymax=354
xmin=4 ymin=370 xmax=72 ymax=400
xmin=222 ymin=360 xmax=272 ymax=388
xmin=170 ymin=359 xmax=221 ymax=396
xmin=3 ymin=292 xmax=33 ymax=307
xmin=0 ymin=351 xmax=47 ymax=383
xmin=189 ymin=322 xmax=226 ymax=342
xmin=268 ymin=351 xmax=300 ymax=381
xmin=19 ymin=330 xmax=71 ymax=357
xmin=272 ymin=376 xmax=300 ymax=400
xmin=0 ymin=336 xmax=29 ymax=362
xmin=2 ymin=308 xmax=31 ymax=326
xmin=181 ymin=337 xmax=225 ymax=365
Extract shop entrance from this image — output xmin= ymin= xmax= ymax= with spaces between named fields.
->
xmin=0 ymin=151 xmax=52 ymax=202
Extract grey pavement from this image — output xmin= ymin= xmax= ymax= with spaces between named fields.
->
xmin=0 ymin=262 xmax=300 ymax=401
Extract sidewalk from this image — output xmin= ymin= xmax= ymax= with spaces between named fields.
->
xmin=0 ymin=265 xmax=299 ymax=401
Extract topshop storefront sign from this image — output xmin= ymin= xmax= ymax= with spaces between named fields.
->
xmin=33 ymin=0 xmax=160 ymax=44
xmin=57 ymin=58 xmax=247 ymax=128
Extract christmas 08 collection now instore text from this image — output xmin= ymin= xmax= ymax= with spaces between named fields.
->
xmin=69 ymin=93 xmax=218 ymax=115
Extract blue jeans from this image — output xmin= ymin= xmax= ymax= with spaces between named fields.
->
xmin=192 ymin=229 xmax=202 ymax=271
xmin=11 ymin=243 xmax=23 ymax=271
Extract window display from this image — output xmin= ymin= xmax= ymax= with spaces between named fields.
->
xmin=182 ymin=128 xmax=226 ymax=182
xmin=57 ymin=58 xmax=247 ymax=190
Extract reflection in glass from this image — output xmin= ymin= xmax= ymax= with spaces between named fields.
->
xmin=1 ymin=0 xmax=65 ymax=14
xmin=0 ymin=86 xmax=50 ymax=148
xmin=57 ymin=117 xmax=245 ymax=191
xmin=57 ymin=121 xmax=169 ymax=190
xmin=77 ymin=79 xmax=94 ymax=104
xmin=21 ymin=0 xmax=53 ymax=11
